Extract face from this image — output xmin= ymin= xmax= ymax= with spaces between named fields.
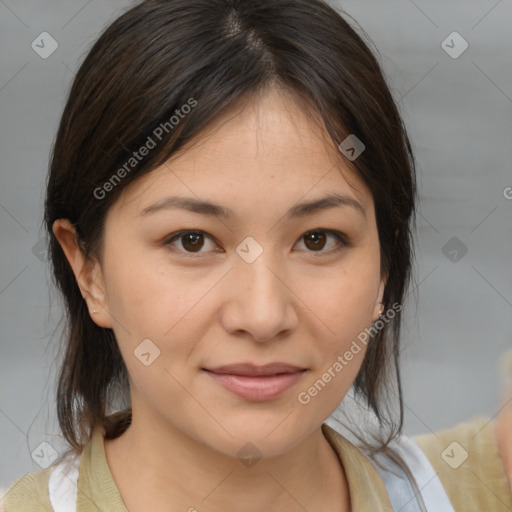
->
xmin=71 ymin=87 xmax=386 ymax=458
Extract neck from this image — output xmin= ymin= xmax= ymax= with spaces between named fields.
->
xmin=104 ymin=411 xmax=350 ymax=512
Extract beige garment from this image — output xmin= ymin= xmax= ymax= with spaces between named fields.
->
xmin=414 ymin=415 xmax=512 ymax=512
xmin=8 ymin=415 xmax=510 ymax=511
xmin=4 ymin=422 xmax=394 ymax=511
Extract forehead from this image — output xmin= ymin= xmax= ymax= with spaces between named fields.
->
xmin=114 ymin=87 xmax=373 ymax=219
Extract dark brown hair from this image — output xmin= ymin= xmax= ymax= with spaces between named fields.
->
xmin=44 ymin=0 xmax=417 ymax=453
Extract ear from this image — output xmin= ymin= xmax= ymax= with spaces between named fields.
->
xmin=371 ymin=274 xmax=387 ymax=324
xmin=52 ymin=219 xmax=113 ymax=328
xmin=370 ymin=228 xmax=399 ymax=323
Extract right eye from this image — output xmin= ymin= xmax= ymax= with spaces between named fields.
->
xmin=163 ymin=230 xmax=220 ymax=255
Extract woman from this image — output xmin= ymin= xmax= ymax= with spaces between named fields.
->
xmin=3 ymin=0 xmax=509 ymax=510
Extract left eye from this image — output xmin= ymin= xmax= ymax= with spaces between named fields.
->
xmin=296 ymin=230 xmax=347 ymax=253
xmin=164 ymin=229 xmax=348 ymax=255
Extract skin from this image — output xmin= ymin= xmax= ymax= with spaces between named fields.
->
xmin=54 ymin=86 xmax=387 ymax=512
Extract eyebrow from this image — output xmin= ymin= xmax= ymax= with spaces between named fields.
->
xmin=139 ymin=193 xmax=366 ymax=221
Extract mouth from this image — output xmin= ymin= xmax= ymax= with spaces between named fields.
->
xmin=202 ymin=363 xmax=308 ymax=401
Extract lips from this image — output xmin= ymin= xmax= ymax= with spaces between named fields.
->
xmin=202 ymin=363 xmax=307 ymax=401
xmin=203 ymin=362 xmax=306 ymax=377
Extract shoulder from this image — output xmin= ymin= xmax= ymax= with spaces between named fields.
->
xmin=322 ymin=423 xmax=394 ymax=511
xmin=2 ymin=467 xmax=53 ymax=512
xmin=323 ymin=422 xmax=454 ymax=511
xmin=2 ymin=445 xmax=82 ymax=512
xmin=414 ymin=415 xmax=512 ymax=510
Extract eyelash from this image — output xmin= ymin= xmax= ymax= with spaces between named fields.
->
xmin=163 ymin=229 xmax=350 ymax=257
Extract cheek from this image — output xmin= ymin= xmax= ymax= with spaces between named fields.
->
xmin=104 ymin=251 xmax=207 ymax=335
xmin=309 ymin=264 xmax=379 ymax=346
xmin=102 ymin=253 xmax=220 ymax=388
xmin=296 ymin=275 xmax=375 ymax=416
xmin=298 ymin=258 xmax=380 ymax=408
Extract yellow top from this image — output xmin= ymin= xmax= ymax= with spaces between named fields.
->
xmin=4 ymin=422 xmax=394 ymax=512
xmin=414 ymin=415 xmax=512 ymax=511
xmin=4 ymin=416 xmax=511 ymax=511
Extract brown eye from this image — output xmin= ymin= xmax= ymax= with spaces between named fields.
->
xmin=296 ymin=230 xmax=348 ymax=254
xmin=181 ymin=232 xmax=204 ymax=252
xmin=165 ymin=230 xmax=217 ymax=254
xmin=303 ymin=231 xmax=327 ymax=251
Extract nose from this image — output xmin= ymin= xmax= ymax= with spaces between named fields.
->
xmin=219 ymin=250 xmax=298 ymax=343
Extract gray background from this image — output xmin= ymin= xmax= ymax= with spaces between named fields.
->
xmin=1 ymin=0 xmax=511 ymax=490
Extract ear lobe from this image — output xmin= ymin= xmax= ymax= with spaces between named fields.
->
xmin=371 ymin=275 xmax=387 ymax=324
xmin=52 ymin=219 xmax=112 ymax=328
xmin=371 ymin=233 xmax=396 ymax=324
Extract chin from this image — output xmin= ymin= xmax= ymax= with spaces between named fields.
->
xmin=195 ymin=414 xmax=315 ymax=460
